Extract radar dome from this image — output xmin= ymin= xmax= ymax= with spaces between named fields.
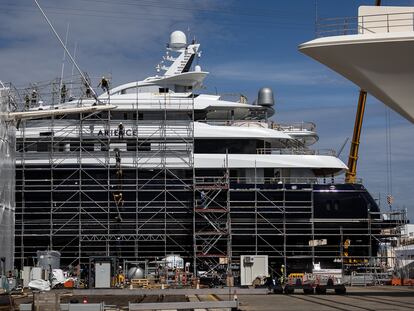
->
xmin=169 ymin=31 xmax=187 ymax=49
xmin=194 ymin=65 xmax=202 ymax=72
xmin=257 ymin=87 xmax=275 ymax=106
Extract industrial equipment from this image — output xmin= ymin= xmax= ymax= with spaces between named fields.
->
xmin=240 ymin=255 xmax=268 ymax=286
xmin=89 ymin=257 xmax=117 ymax=289
xmin=95 ymin=262 xmax=111 ymax=288
xmin=37 ymin=250 xmax=61 ymax=270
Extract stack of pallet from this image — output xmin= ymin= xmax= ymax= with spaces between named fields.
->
xmin=130 ymin=279 xmax=149 ymax=289
xmin=33 ymin=292 xmax=60 ymax=311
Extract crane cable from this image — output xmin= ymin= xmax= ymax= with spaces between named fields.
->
xmin=385 ymin=107 xmax=393 ymax=209
xmin=375 ymin=0 xmax=394 ymax=209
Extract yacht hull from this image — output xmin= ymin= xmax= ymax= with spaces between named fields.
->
xmin=15 ymin=165 xmax=380 ymax=273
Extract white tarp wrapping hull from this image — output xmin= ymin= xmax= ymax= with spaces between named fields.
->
xmin=0 ymin=86 xmax=15 ymax=272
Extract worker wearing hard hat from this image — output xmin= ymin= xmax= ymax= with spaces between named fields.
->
xmin=98 ymin=76 xmax=109 ymax=93
xmin=31 ymin=89 xmax=38 ymax=105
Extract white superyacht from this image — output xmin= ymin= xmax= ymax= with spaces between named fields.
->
xmin=14 ymin=31 xmax=384 ymax=280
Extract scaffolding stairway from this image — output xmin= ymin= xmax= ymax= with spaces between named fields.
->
xmin=194 ymin=175 xmax=231 ymax=276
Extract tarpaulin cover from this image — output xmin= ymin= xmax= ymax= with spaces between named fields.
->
xmin=0 ymin=86 xmax=15 ymax=272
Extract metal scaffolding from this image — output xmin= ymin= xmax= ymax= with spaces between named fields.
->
xmin=13 ymin=77 xmax=407 ymax=281
xmin=15 ymin=77 xmax=195 ymax=268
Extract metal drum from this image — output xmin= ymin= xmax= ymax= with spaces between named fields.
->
xmin=127 ymin=266 xmax=145 ymax=280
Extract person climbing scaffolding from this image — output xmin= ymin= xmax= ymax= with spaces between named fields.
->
xmin=98 ymin=76 xmax=110 ymax=93
xmin=118 ymin=122 xmax=124 ymax=139
xmin=60 ymin=83 xmax=67 ymax=103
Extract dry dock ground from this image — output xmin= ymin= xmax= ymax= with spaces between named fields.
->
xmin=226 ymin=286 xmax=414 ymax=311
xmin=12 ymin=286 xmax=414 ymax=310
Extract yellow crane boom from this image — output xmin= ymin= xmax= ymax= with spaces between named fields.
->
xmin=345 ymin=90 xmax=367 ymax=183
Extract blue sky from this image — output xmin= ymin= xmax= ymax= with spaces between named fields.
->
xmin=0 ymin=0 xmax=413 ymax=220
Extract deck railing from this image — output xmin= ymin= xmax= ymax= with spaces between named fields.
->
xmin=256 ymin=147 xmax=336 ymax=156
xmin=199 ymin=120 xmax=316 ymax=132
xmin=15 ymin=175 xmax=361 ymax=188
xmin=316 ymin=11 xmax=414 ymax=38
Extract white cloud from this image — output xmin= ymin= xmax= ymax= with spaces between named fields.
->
xmin=207 ymin=61 xmax=349 ymax=86
xmin=0 ymin=0 xmax=222 ymax=86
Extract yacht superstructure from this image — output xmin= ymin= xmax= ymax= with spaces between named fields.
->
xmin=14 ymin=31 xmax=401 ymax=278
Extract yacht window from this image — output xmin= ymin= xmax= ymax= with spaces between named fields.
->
xmin=25 ymin=143 xmax=36 ymax=152
xmin=37 ymin=142 xmax=50 ymax=152
xmin=110 ymin=143 xmax=127 ymax=152
xmin=121 ymin=85 xmax=159 ymax=94
xmin=111 ymin=112 xmax=124 ymax=120
xmin=58 ymin=143 xmax=70 ymax=152
xmin=138 ymin=142 xmax=150 ymax=151
xmin=82 ymin=141 xmax=95 ymax=152
xmin=159 ymin=87 xmax=169 ymax=93
xmin=127 ymin=142 xmax=136 ymax=151
xmin=326 ymin=201 xmax=331 ymax=211
xmin=138 ymin=112 xmax=143 ymax=120
xmin=89 ymin=113 xmax=98 ymax=120
xmin=70 ymin=142 xmax=80 ymax=151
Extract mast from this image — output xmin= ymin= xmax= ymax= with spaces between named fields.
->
xmin=33 ymin=0 xmax=98 ymax=100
